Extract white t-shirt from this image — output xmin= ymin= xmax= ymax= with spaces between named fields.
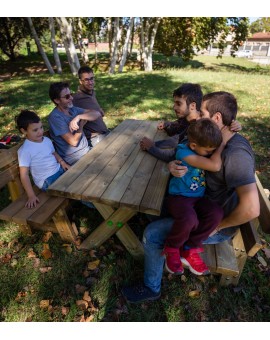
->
xmin=18 ymin=136 xmax=60 ymax=189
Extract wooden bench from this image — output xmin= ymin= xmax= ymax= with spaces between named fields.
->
xmin=0 ymin=145 xmax=78 ymax=242
xmin=201 ymin=174 xmax=270 ymax=286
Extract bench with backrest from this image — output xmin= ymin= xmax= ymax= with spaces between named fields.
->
xmin=0 ymin=144 xmax=78 ymax=242
xmin=201 ymin=174 xmax=270 ymax=286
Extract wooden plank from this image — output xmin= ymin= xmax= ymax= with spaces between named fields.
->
xmin=79 ymin=206 xmax=136 ymax=250
xmin=52 ymin=208 xmax=78 ymax=242
xmin=100 ymin=120 xmax=156 ymax=206
xmin=0 ymin=163 xmax=19 ymax=188
xmin=0 ymin=146 xmax=20 ymax=169
xmin=12 ymin=191 xmax=52 ymax=225
xmin=215 ymin=240 xmax=239 ymax=276
xmin=256 ymin=173 xmax=270 ymax=233
xmin=81 ymin=120 xmax=149 ymax=202
xmin=201 ymin=244 xmax=217 ymax=273
xmin=240 ymin=220 xmax=262 ymax=257
xmin=27 ymin=196 xmax=68 ymax=226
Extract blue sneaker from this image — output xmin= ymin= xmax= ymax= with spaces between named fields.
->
xmin=121 ymin=284 xmax=161 ymax=303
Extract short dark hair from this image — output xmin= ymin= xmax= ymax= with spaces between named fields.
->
xmin=202 ymin=91 xmax=237 ymax=126
xmin=187 ymin=118 xmax=222 ymax=148
xmin=15 ymin=110 xmax=40 ymax=131
xmin=78 ymin=66 xmax=94 ymax=79
xmin=173 ymin=83 xmax=203 ymax=111
xmin=49 ymin=82 xmax=70 ymax=105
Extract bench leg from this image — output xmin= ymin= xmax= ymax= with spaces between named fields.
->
xmin=52 ymin=208 xmax=78 ymax=242
xmin=19 ymin=224 xmax=32 ymax=236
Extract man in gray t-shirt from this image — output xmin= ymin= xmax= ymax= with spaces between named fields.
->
xmin=48 ymin=82 xmax=101 ymax=165
xmin=72 ymin=66 xmax=110 ymax=147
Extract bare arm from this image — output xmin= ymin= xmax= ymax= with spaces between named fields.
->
xmin=183 ymin=142 xmax=226 ymax=172
xmin=69 ymin=110 xmax=101 ymax=132
xmin=19 ymin=167 xmax=40 ymax=208
xmin=62 ymin=120 xmax=87 ymax=147
xmin=217 ymin=183 xmax=260 ymax=230
xmin=52 ymin=151 xmax=70 ymax=171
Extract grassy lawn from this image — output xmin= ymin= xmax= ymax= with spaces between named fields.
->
xmin=0 ymin=53 xmax=270 ymax=323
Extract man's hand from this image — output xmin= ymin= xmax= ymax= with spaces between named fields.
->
xmin=69 ymin=116 xmax=80 ymax=132
xmin=140 ymin=137 xmax=154 ymax=151
xmin=168 ymin=160 xmax=188 ymax=178
xmin=25 ymin=195 xmax=40 ymax=209
xmin=157 ymin=121 xmax=165 ymax=130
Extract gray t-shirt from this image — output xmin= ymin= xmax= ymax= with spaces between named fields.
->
xmin=48 ymin=106 xmax=90 ymax=165
xmin=205 ymin=133 xmax=256 ymax=221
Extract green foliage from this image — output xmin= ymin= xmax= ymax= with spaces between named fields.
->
xmin=155 ymin=17 xmax=249 ymax=60
xmin=250 ymin=17 xmax=270 ymax=34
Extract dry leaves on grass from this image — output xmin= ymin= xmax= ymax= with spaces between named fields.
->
xmin=188 ymin=290 xmax=201 ymax=298
xmin=62 ymin=244 xmax=73 ymax=254
xmin=41 ymin=244 xmax=52 ymax=259
xmin=42 ymin=231 xmax=53 ymax=242
xmin=87 ymin=259 xmax=100 ymax=270
xmin=40 ymin=300 xmax=50 ymax=309
xmin=0 ymin=253 xmax=12 ymax=263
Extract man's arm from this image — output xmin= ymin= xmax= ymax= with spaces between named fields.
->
xmin=69 ymin=110 xmax=101 ymax=132
xmin=62 ymin=120 xmax=87 ymax=147
xmin=217 ymin=183 xmax=260 ymax=231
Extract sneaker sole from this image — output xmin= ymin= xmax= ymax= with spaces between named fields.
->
xmin=181 ymin=257 xmax=210 ymax=276
xmin=164 ymin=262 xmax=184 ymax=275
xmin=122 ymin=291 xmax=161 ymax=304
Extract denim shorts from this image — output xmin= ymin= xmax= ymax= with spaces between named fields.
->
xmin=41 ymin=167 xmax=65 ymax=192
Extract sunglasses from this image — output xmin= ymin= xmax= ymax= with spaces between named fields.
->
xmin=60 ymin=93 xmax=74 ymax=100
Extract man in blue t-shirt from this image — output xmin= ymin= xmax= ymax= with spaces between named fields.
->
xmin=48 ymin=82 xmax=101 ymax=165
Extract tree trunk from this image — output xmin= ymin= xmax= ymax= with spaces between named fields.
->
xmin=76 ymin=17 xmax=89 ymax=64
xmin=129 ymin=22 xmax=135 ymax=57
xmin=49 ymin=17 xmax=62 ymax=74
xmin=27 ymin=17 xmax=55 ymax=74
xmin=119 ymin=17 xmax=134 ymax=73
xmin=109 ymin=17 xmax=122 ymax=74
xmin=56 ymin=17 xmax=80 ymax=76
xmin=107 ymin=17 xmax=113 ymax=58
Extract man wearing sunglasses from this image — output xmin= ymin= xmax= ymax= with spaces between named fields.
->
xmin=73 ymin=66 xmax=110 ymax=147
xmin=48 ymin=82 xmax=101 ymax=166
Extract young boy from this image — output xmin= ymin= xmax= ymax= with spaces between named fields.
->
xmin=16 ymin=110 xmax=70 ymax=209
xmin=163 ymin=118 xmax=231 ymax=275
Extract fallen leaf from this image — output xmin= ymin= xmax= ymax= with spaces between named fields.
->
xmin=89 ymin=249 xmax=97 ymax=258
xmin=15 ymin=291 xmax=27 ymax=301
xmin=10 ymin=259 xmax=18 ymax=267
xmin=32 ymin=258 xmax=41 ymax=268
xmin=79 ymin=227 xmax=89 ymax=235
xmin=87 ymin=259 xmax=100 ymax=270
xmin=83 ymin=291 xmax=91 ymax=302
xmin=61 ymin=306 xmax=70 ymax=316
xmin=42 ymin=231 xmax=53 ymax=242
xmin=1 ymin=253 xmax=12 ymax=263
xmin=181 ymin=275 xmax=187 ymax=282
xmin=85 ymin=315 xmax=94 ymax=322
xmin=40 ymin=300 xmax=50 ymax=309
xmin=27 ymin=249 xmax=37 ymax=258
xmin=62 ymin=244 xmax=73 ymax=254
xmin=41 ymin=249 xmax=52 ymax=259
xmin=188 ymin=290 xmax=201 ymax=298
xmin=39 ymin=266 xmax=52 ymax=273
xmin=76 ymin=300 xmax=88 ymax=310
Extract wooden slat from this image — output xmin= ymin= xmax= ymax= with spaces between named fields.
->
xmin=0 ymin=163 xmax=19 ymax=188
xmin=201 ymin=244 xmax=217 ymax=273
xmin=52 ymin=208 xmax=78 ymax=242
xmin=0 ymin=145 xmax=20 ymax=169
xmin=215 ymin=240 xmax=239 ymax=276
xmin=256 ymin=174 xmax=270 ymax=233
xmin=240 ymin=220 xmax=262 ymax=257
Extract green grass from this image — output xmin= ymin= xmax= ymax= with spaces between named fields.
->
xmin=0 ymin=53 xmax=270 ymax=322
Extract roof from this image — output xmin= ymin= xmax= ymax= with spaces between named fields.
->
xmin=248 ymin=32 xmax=270 ymax=41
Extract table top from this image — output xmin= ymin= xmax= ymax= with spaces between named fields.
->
xmin=48 ymin=119 xmax=171 ymax=216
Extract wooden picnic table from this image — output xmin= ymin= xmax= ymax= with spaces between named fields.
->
xmin=48 ymin=119 xmax=171 ymax=259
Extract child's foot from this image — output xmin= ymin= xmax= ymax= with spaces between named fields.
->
xmin=162 ymin=246 xmax=184 ymax=274
xmin=181 ymin=247 xmax=210 ymax=275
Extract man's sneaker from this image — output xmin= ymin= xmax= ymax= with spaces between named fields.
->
xmin=121 ymin=284 xmax=161 ymax=303
xmin=161 ymin=246 xmax=184 ymax=275
xmin=181 ymin=247 xmax=210 ymax=275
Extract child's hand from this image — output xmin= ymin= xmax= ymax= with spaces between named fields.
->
xmin=230 ymin=119 xmax=242 ymax=132
xmin=140 ymin=137 xmax=154 ymax=151
xmin=61 ymin=161 xmax=70 ymax=171
xmin=25 ymin=195 xmax=40 ymax=209
xmin=157 ymin=121 xmax=165 ymax=130
xmin=221 ymin=126 xmax=232 ymax=145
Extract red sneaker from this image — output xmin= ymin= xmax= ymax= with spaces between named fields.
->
xmin=162 ymin=246 xmax=184 ymax=275
xmin=181 ymin=247 xmax=209 ymax=275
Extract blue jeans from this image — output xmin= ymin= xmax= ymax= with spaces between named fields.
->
xmin=143 ymin=217 xmax=234 ymax=293
xmin=41 ymin=167 xmax=64 ymax=192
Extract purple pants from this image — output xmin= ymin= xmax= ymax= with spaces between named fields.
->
xmin=165 ymin=195 xmax=224 ymax=248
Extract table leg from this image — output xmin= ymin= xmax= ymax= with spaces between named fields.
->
xmin=79 ymin=203 xmax=144 ymax=259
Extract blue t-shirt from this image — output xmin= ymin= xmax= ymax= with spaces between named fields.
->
xmin=169 ymin=144 xmax=206 ymax=197
xmin=48 ymin=106 xmax=90 ymax=165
